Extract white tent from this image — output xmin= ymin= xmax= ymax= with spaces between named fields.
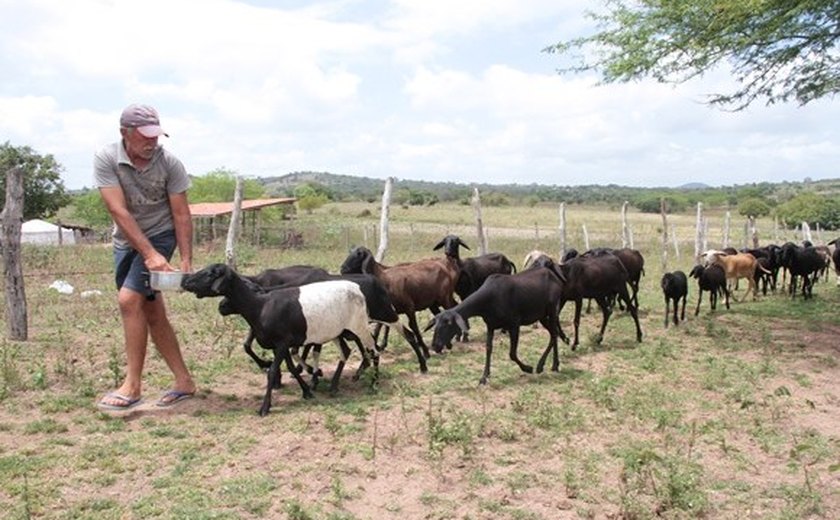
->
xmin=21 ymin=219 xmax=76 ymax=245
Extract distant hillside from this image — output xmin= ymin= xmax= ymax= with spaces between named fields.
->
xmin=258 ymin=171 xmax=840 ymax=210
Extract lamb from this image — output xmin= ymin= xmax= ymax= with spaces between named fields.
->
xmin=551 ymin=254 xmax=644 ymax=349
xmin=225 ymin=266 xmax=428 ymax=376
xmin=700 ymin=250 xmax=768 ymax=303
xmin=339 ymin=241 xmax=462 ymax=355
xmin=689 ymin=264 xmax=730 ymax=315
xmin=423 ymin=265 xmax=567 ymax=385
xmin=181 ymin=263 xmax=379 ymax=416
xmin=779 ymin=242 xmax=825 ymax=299
xmin=455 ymin=252 xmax=517 ymax=302
xmin=661 ymin=270 xmax=688 ymax=327
xmin=829 ymin=238 xmax=840 ymax=286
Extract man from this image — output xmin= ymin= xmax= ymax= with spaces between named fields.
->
xmin=94 ymin=103 xmax=196 ymax=410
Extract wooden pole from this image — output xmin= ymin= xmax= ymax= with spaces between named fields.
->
xmin=471 ymin=188 xmax=488 ymax=255
xmin=375 ymin=177 xmax=393 ymax=263
xmin=225 ymin=176 xmax=244 ymax=269
xmin=621 ymin=201 xmax=630 ymax=248
xmin=694 ymin=202 xmax=704 ymax=263
xmin=660 ymin=197 xmax=668 ymax=272
xmin=723 ymin=210 xmax=731 ymax=249
xmin=558 ymin=202 xmax=566 ymax=259
xmin=2 ymin=166 xmax=28 ymax=340
xmin=582 ymin=224 xmax=590 ymax=251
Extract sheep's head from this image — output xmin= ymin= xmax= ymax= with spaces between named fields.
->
xmin=340 ymin=246 xmax=374 ymax=274
xmin=424 ymin=310 xmax=468 ymax=354
xmin=181 ymin=263 xmax=233 ymax=298
xmin=433 ymin=235 xmax=469 ymax=259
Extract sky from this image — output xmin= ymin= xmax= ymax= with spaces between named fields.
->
xmin=1 ymin=0 xmax=838 ymax=191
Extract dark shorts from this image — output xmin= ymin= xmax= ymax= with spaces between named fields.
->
xmin=114 ymin=230 xmax=176 ymax=299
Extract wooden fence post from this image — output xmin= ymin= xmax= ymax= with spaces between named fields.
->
xmin=660 ymin=197 xmax=668 ymax=272
xmin=621 ymin=201 xmax=630 ymax=248
xmin=694 ymin=202 xmax=704 ymax=263
xmin=558 ymin=202 xmax=566 ymax=259
xmin=471 ymin=188 xmax=488 ymax=255
xmin=375 ymin=177 xmax=393 ymax=263
xmin=225 ymin=176 xmax=244 ymax=269
xmin=2 ymin=166 xmax=28 ymax=340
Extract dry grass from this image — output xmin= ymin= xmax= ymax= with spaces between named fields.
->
xmin=1 ymin=202 xmax=838 ymax=520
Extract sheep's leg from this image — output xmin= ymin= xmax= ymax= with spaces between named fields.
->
xmin=259 ymin=350 xmax=285 ymax=416
xmin=243 ymin=330 xmax=272 ymax=369
xmin=679 ymin=295 xmax=686 ymax=323
xmin=695 ymin=289 xmax=704 ymax=315
xmin=594 ymin=296 xmax=612 ymax=344
xmin=623 ymin=292 xmax=643 ymax=342
xmin=308 ymin=344 xmax=322 ymax=390
xmin=479 ymin=329 xmax=495 ymax=385
xmin=329 ymin=337 xmax=352 ymax=394
xmin=405 ymin=312 xmax=431 ymax=357
xmin=572 ymin=299 xmax=583 ymax=350
xmin=664 ymin=297 xmax=671 ymax=328
xmin=372 ymin=323 xmax=386 ymax=351
xmin=394 ymin=322 xmax=428 ymax=373
xmin=284 ymin=347 xmax=314 ymax=402
xmin=536 ymin=315 xmax=561 ymax=373
xmin=507 ymin=327 xmax=533 ymax=375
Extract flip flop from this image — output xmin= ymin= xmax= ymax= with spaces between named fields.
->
xmin=156 ymin=390 xmax=195 ymax=407
xmin=97 ymin=392 xmax=143 ymax=411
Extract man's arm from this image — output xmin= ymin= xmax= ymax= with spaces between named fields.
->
xmin=168 ymin=191 xmax=193 ymax=273
xmin=99 ymin=186 xmax=172 ymax=271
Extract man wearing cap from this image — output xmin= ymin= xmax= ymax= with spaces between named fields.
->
xmin=93 ymin=103 xmax=196 ymax=410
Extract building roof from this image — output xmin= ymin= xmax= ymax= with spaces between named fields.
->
xmin=189 ymin=197 xmax=297 ymax=217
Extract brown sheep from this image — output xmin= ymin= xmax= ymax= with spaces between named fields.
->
xmin=701 ymin=250 xmax=769 ymax=303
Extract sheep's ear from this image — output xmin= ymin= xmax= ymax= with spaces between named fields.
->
xmin=361 ymin=254 xmax=375 ymax=274
xmin=455 ymin=313 xmax=469 ymax=332
xmin=552 ymin=263 xmax=568 ymax=282
xmin=458 ymin=238 xmax=470 ymax=250
xmin=423 ymin=317 xmax=437 ymax=332
xmin=432 ymin=238 xmax=446 ymax=250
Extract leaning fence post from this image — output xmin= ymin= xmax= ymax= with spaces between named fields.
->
xmin=2 ymin=166 xmax=28 ymax=340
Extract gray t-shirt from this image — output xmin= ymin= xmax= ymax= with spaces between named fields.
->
xmin=94 ymin=141 xmax=191 ymax=248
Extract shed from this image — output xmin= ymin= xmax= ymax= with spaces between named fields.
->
xmin=189 ymin=197 xmax=297 ymax=243
xmin=21 ymin=219 xmax=76 ymax=245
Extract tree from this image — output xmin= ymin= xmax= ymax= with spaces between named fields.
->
xmin=737 ymin=197 xmax=771 ymax=218
xmin=545 ymin=1 xmax=840 ymax=110
xmin=776 ymin=192 xmax=840 ymax=229
xmin=72 ymin=189 xmax=112 ymax=228
xmin=1 ymin=142 xmax=70 ymax=220
xmin=189 ymin=168 xmax=264 ymax=202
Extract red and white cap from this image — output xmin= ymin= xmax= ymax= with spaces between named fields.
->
xmin=120 ymin=104 xmax=169 ymax=138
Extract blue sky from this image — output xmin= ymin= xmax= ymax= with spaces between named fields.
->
xmin=1 ymin=0 xmax=838 ymax=191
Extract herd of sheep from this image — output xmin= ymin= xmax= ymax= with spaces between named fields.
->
xmin=179 ymin=236 xmax=840 ymax=415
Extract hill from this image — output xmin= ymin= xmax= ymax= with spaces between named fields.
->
xmin=258 ymin=171 xmax=840 ymax=209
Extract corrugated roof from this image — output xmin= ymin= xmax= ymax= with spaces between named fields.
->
xmin=189 ymin=197 xmax=297 ymax=217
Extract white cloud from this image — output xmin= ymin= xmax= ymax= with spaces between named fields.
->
xmin=0 ymin=0 xmax=837 ymax=190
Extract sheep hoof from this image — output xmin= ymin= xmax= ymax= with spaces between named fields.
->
xmin=478 ymin=377 xmax=488 ymax=385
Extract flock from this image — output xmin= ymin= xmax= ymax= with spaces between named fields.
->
xmin=179 ymin=235 xmax=840 ymax=416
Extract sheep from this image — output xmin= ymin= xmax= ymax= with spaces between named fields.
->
xmin=522 ymin=250 xmax=554 ymax=270
xmin=581 ymin=247 xmax=645 ymax=310
xmin=181 ymin=263 xmax=379 ymax=416
xmin=339 ymin=242 xmax=462 ymax=356
xmin=753 ymin=256 xmax=775 ymax=296
xmin=689 ymin=264 xmax=730 ymax=315
xmin=779 ymin=242 xmax=825 ymax=299
xmin=700 ymin=250 xmax=768 ymax=303
xmin=829 ymin=237 xmax=840 ymax=286
xmin=549 ymin=254 xmax=644 ymax=349
xmin=455 ymin=252 xmax=517 ymax=302
xmin=423 ymin=265 xmax=567 ymax=385
xmin=661 ymin=271 xmax=688 ymax=327
xmin=227 ymin=267 xmax=428 ymax=375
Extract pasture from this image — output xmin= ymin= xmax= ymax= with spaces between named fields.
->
xmin=1 ymin=201 xmax=839 ymax=519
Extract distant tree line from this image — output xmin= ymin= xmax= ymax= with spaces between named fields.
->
xmin=4 ymin=146 xmax=840 ymax=232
